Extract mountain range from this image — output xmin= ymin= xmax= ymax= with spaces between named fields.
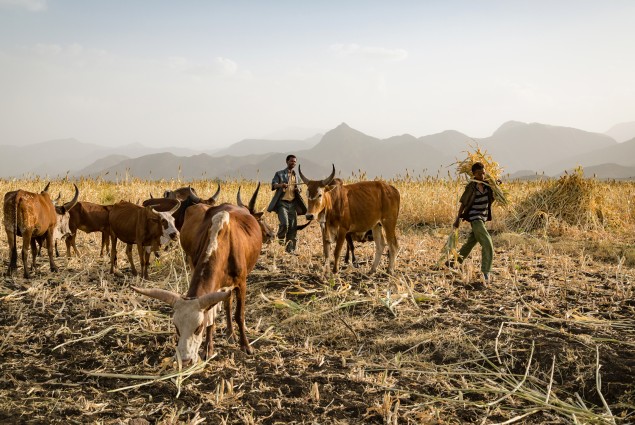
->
xmin=1 ymin=120 xmax=634 ymax=181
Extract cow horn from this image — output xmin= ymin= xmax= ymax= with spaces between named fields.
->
xmin=150 ymin=192 xmax=154 ymax=199
xmin=53 ymin=192 xmax=62 ymax=205
xmin=198 ymin=289 xmax=232 ymax=311
xmin=132 ymin=286 xmax=180 ymax=307
xmin=298 ymin=164 xmax=310 ymax=184
xmin=168 ymin=200 xmax=181 ymax=215
xmin=42 ymin=182 xmax=51 ymax=193
xmin=248 ymin=181 xmax=260 ymax=213
xmin=63 ymin=184 xmax=80 ymax=211
xmin=236 ymin=186 xmax=245 ymax=208
xmin=321 ymin=164 xmax=336 ymax=186
xmin=210 ymin=183 xmax=221 ymax=203
xmin=188 ymin=186 xmax=201 ymax=203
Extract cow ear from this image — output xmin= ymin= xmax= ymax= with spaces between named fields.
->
xmin=252 ymin=212 xmax=264 ymax=220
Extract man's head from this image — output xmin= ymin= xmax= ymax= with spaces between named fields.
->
xmin=472 ymin=162 xmax=485 ymax=181
xmin=286 ymin=155 xmax=297 ymax=170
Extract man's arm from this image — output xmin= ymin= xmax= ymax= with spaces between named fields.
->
xmin=453 ymin=203 xmax=465 ymax=228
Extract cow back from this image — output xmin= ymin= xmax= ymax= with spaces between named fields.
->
xmin=328 ymin=181 xmax=400 ymax=233
xmin=187 ymin=203 xmax=262 ymax=297
xmin=71 ymin=201 xmax=112 ymax=233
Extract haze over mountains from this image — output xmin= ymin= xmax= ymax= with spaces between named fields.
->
xmin=1 ymin=121 xmax=634 ymax=181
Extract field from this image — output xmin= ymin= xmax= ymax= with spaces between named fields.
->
xmin=1 ymin=177 xmax=634 ymax=424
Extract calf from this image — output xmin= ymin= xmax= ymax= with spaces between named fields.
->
xmin=4 ymin=183 xmax=79 ymax=278
xmin=134 ymin=203 xmax=262 ymax=364
xmin=108 ymin=200 xmax=180 ymax=279
xmin=63 ymin=201 xmax=113 ymax=257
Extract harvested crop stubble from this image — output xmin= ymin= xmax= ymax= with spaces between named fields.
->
xmin=507 ymin=167 xmax=618 ymax=233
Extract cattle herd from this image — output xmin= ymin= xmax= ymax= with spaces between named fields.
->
xmin=2 ymin=166 xmax=400 ymax=364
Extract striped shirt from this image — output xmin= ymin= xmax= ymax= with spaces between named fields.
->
xmin=468 ymin=184 xmax=489 ymax=222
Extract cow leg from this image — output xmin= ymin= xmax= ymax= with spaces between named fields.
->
xmin=100 ymin=231 xmax=110 ymax=257
xmin=224 ymin=293 xmax=235 ymax=342
xmin=141 ymin=247 xmax=151 ymax=280
xmin=21 ymin=230 xmax=33 ymax=278
xmin=110 ymin=233 xmax=122 ymax=276
xmin=5 ymin=228 xmax=18 ymax=275
xmin=203 ymin=323 xmax=216 ymax=360
xmin=126 ymin=244 xmax=138 ymax=276
xmin=321 ymin=228 xmax=332 ymax=274
xmin=69 ymin=233 xmax=80 ymax=257
xmin=234 ymin=285 xmax=253 ymax=354
xmin=331 ymin=230 xmax=347 ymax=274
xmin=344 ymin=233 xmax=356 ymax=266
xmin=382 ymin=220 xmax=398 ymax=274
xmin=46 ymin=231 xmax=58 ymax=272
xmin=370 ymin=224 xmax=387 ymax=274
xmin=30 ymin=238 xmax=38 ymax=271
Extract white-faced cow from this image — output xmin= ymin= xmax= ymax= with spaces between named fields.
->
xmin=63 ymin=201 xmax=113 ymax=257
xmin=108 ymin=200 xmax=180 ymax=279
xmin=4 ymin=183 xmax=80 ymax=278
xmin=133 ymin=203 xmax=262 ymax=364
xmin=299 ymin=165 xmax=400 ymax=274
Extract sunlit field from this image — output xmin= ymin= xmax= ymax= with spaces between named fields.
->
xmin=1 ymin=177 xmax=634 ymax=424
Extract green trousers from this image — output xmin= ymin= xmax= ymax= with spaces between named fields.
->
xmin=458 ymin=220 xmax=493 ymax=274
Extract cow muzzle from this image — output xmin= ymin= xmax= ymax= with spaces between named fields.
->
xmin=305 ymin=213 xmax=314 ymax=221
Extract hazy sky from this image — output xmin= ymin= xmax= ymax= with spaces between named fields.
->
xmin=1 ymin=0 xmax=633 ymax=149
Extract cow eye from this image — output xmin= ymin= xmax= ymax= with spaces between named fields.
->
xmin=194 ymin=324 xmax=205 ymax=335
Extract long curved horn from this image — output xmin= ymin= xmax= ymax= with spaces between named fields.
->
xmin=210 ymin=183 xmax=221 ymax=203
xmin=248 ymin=181 xmax=260 ymax=213
xmin=298 ymin=164 xmax=310 ymax=184
xmin=63 ymin=184 xmax=80 ymax=211
xmin=167 ymin=200 xmax=181 ymax=215
xmin=236 ymin=186 xmax=245 ymax=208
xmin=42 ymin=182 xmax=51 ymax=193
xmin=198 ymin=290 xmax=232 ymax=310
xmin=188 ymin=186 xmax=201 ymax=203
xmin=132 ymin=286 xmax=180 ymax=307
xmin=321 ymin=164 xmax=336 ymax=186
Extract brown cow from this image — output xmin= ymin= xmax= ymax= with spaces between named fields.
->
xmin=133 ymin=203 xmax=262 ymax=364
xmin=146 ymin=185 xmax=221 ymax=231
xmin=108 ymin=200 xmax=180 ymax=279
xmin=4 ymin=183 xmax=79 ymax=278
xmin=299 ymin=165 xmax=400 ymax=274
xmin=63 ymin=201 xmax=113 ymax=257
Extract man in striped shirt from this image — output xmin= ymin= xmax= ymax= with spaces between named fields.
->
xmin=451 ymin=162 xmax=495 ymax=282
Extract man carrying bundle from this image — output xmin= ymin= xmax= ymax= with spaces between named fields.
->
xmin=450 ymin=162 xmax=495 ymax=283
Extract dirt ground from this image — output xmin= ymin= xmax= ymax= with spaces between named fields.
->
xmin=1 ymin=224 xmax=634 ymax=424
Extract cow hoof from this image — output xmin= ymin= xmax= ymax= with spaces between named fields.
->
xmin=50 ymin=267 xmax=58 ymax=273
xmin=113 ymin=270 xmax=124 ymax=278
xmin=242 ymin=345 xmax=254 ymax=355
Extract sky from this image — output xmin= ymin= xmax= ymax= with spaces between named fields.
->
xmin=0 ymin=0 xmax=634 ymax=150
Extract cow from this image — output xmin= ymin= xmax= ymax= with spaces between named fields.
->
xmin=298 ymin=164 xmax=400 ymax=274
xmin=108 ymin=200 xmax=180 ymax=279
xmin=236 ymin=182 xmax=276 ymax=244
xmin=4 ymin=183 xmax=80 ymax=278
xmin=63 ymin=201 xmax=113 ymax=257
xmin=133 ymin=202 xmax=263 ymax=364
xmin=145 ymin=185 xmax=221 ymax=231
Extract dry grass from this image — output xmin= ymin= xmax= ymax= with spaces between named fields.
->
xmin=0 ymin=177 xmax=634 ymax=424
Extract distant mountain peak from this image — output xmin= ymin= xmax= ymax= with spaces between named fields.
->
xmin=493 ymin=120 xmax=527 ymax=135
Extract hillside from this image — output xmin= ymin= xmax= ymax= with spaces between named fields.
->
xmin=605 ymin=121 xmax=635 ymax=143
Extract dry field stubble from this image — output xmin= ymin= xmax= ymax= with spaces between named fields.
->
xmin=0 ymin=177 xmax=634 ymax=424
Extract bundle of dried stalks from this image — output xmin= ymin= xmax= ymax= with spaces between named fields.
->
xmin=455 ymin=145 xmax=509 ymax=206
xmin=507 ymin=167 xmax=614 ymax=233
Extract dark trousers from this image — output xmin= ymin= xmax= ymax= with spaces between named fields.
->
xmin=276 ymin=200 xmax=297 ymax=252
